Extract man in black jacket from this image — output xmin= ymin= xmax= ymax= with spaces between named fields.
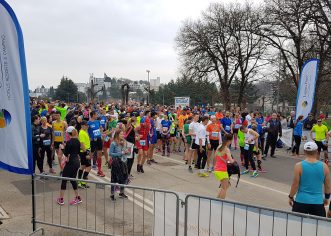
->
xmin=264 ymin=113 xmax=282 ymax=158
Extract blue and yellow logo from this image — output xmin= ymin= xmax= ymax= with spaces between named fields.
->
xmin=301 ymin=101 xmax=308 ymax=108
xmin=0 ymin=109 xmax=11 ymax=128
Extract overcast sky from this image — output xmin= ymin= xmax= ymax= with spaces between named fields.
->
xmin=8 ymin=0 xmax=261 ymax=90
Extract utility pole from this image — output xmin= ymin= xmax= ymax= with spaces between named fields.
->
xmin=276 ymin=51 xmax=281 ymax=112
xmin=146 ymin=69 xmax=150 ymax=105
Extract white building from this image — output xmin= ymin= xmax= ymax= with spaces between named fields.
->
xmin=150 ymin=77 xmax=161 ymax=92
xmin=75 ymin=83 xmax=88 ymax=93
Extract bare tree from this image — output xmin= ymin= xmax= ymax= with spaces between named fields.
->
xmin=176 ymin=2 xmax=266 ymax=110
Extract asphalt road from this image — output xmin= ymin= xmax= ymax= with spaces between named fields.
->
xmin=0 ymin=147 xmax=330 ymax=235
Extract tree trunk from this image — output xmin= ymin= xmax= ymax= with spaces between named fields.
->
xmin=221 ymin=86 xmax=231 ymax=111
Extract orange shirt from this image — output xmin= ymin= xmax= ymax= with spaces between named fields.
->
xmin=178 ymin=114 xmax=189 ymax=130
xmin=216 ymin=112 xmax=224 ymax=120
xmin=206 ymin=122 xmax=221 ymax=140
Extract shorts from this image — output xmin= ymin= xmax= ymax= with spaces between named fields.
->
xmin=170 ymin=133 xmax=176 ymax=137
xmin=91 ymin=138 xmax=103 ymax=152
xmin=185 ymin=136 xmax=192 ymax=145
xmin=54 ymin=141 xmax=63 ymax=150
xmin=214 ymin=171 xmax=229 ymax=181
xmin=136 ymin=139 xmax=149 ymax=151
xmin=150 ymin=135 xmax=157 ymax=145
xmin=103 ymin=139 xmax=111 ymax=149
xmin=191 ymin=139 xmax=198 ymax=150
xmin=209 ymin=140 xmax=220 ymax=151
xmin=292 ymin=201 xmax=326 ymax=217
xmin=80 ymin=152 xmax=91 ymax=167
xmin=315 ymin=141 xmax=328 ymax=152
xmin=156 ymin=131 xmax=162 ymax=140
xmin=233 ymin=128 xmax=239 ymax=134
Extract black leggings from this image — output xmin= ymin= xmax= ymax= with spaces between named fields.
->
xmin=61 ymin=161 xmax=80 ymax=190
xmin=292 ymin=201 xmax=326 ymax=217
xmin=33 ymin=145 xmax=42 ymax=173
xmin=243 ymin=144 xmax=256 ymax=170
xmin=292 ymin=135 xmax=301 ymax=155
xmin=197 ymin=146 xmax=207 ymax=170
xmin=40 ymin=146 xmax=53 ymax=169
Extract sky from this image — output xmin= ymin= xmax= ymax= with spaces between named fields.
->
xmin=8 ymin=0 xmax=261 ymax=90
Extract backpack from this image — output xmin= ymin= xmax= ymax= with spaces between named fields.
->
xmin=219 ymin=155 xmax=241 ymax=188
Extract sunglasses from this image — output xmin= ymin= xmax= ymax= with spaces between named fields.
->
xmin=317 ymin=120 xmax=322 ymax=122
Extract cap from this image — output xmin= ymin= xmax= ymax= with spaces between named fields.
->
xmin=66 ymin=126 xmax=76 ymax=133
xmin=304 ymin=142 xmax=318 ymax=151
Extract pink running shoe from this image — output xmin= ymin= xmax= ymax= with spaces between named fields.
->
xmin=49 ymin=168 xmax=56 ymax=174
xmin=56 ymin=197 xmax=64 ymax=205
xmin=69 ymin=196 xmax=82 ymax=205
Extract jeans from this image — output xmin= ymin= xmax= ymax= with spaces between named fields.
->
xmin=197 ymin=146 xmax=207 ymax=170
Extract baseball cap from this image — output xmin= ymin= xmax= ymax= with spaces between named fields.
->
xmin=304 ymin=142 xmax=318 ymax=151
xmin=66 ymin=126 xmax=76 ymax=133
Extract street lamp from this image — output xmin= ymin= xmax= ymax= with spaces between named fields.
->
xmin=146 ymin=69 xmax=150 ymax=105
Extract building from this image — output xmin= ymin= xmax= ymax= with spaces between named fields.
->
xmin=29 ymin=85 xmax=49 ymax=98
xmin=150 ymin=77 xmax=161 ymax=92
xmin=75 ymin=83 xmax=88 ymax=93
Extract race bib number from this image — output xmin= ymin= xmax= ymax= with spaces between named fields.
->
xmin=140 ymin=140 xmax=146 ymax=146
xmin=244 ymin=143 xmax=250 ymax=150
xmin=225 ymin=125 xmax=231 ymax=131
xmin=104 ymin=136 xmax=110 ymax=142
xmin=211 ymin=132 xmax=219 ymax=138
xmin=43 ymin=139 xmax=51 ymax=146
xmin=171 ymin=127 xmax=175 ymax=132
xmin=234 ymin=124 xmax=240 ymax=129
xmin=54 ymin=131 xmax=62 ymax=137
xmin=100 ymin=120 xmax=105 ymax=125
xmin=93 ymin=129 xmax=101 ymax=138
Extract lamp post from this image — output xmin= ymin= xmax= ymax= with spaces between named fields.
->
xmin=146 ymin=69 xmax=151 ymax=105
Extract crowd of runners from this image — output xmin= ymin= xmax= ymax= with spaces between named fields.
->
xmin=30 ymin=100 xmax=331 ymax=217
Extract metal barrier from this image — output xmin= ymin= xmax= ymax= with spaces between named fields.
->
xmin=31 ymin=174 xmax=180 ymax=236
xmin=184 ymin=194 xmax=331 ymax=236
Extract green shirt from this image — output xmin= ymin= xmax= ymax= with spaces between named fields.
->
xmin=312 ymin=124 xmax=328 ymax=141
xmin=108 ymin=120 xmax=118 ymax=130
xmin=79 ymin=129 xmax=90 ymax=152
xmin=238 ymin=129 xmax=245 ymax=147
xmin=55 ymin=106 xmax=67 ymax=121
xmin=184 ymin=124 xmax=191 ymax=143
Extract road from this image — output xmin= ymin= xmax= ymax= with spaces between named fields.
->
xmin=0 ymin=147 xmax=330 ymax=235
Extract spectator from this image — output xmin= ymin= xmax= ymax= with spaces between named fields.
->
xmin=303 ymin=113 xmax=317 ymax=130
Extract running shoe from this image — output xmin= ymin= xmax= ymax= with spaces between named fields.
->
xmin=188 ymin=166 xmax=193 ymax=173
xmin=56 ymin=197 xmax=64 ymax=205
xmin=104 ymin=161 xmax=109 ymax=167
xmin=197 ymin=173 xmax=205 ymax=177
xmin=140 ymin=166 xmax=145 ymax=173
xmin=119 ymin=193 xmax=128 ymax=199
xmin=251 ymin=171 xmax=259 ymax=178
xmin=70 ymin=196 xmax=82 ymax=205
xmin=241 ymin=169 xmax=249 ymax=175
xmin=110 ymin=195 xmax=116 ymax=201
xmin=150 ymin=159 xmax=158 ymax=164
xmin=185 ymin=160 xmax=188 ymax=165
xmin=77 ymin=182 xmax=84 ymax=189
xmin=49 ymin=168 xmax=56 ymax=174
xmin=147 ymin=160 xmax=151 ymax=165
xmin=97 ymin=171 xmax=105 ymax=177
xmin=129 ymin=174 xmax=135 ymax=179
xmin=178 ymin=148 xmax=181 ymax=152
xmin=257 ymin=168 xmax=267 ymax=173
xmin=203 ymin=173 xmax=209 ymax=177
xmin=208 ymin=167 xmax=213 ymax=173
xmin=81 ymin=182 xmax=90 ymax=188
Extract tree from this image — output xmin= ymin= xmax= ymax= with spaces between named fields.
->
xmin=49 ymin=86 xmax=55 ymax=99
xmin=54 ymin=76 xmax=78 ymax=103
xmin=176 ymin=2 xmax=266 ymax=110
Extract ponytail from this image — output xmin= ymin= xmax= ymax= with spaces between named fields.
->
xmin=217 ymin=133 xmax=233 ymax=152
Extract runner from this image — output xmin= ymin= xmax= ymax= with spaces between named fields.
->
xmin=196 ymin=116 xmax=209 ymax=177
xmin=77 ymin=120 xmax=91 ymax=189
xmin=135 ymin=111 xmax=150 ymax=173
xmin=232 ymin=113 xmax=242 ymax=150
xmin=183 ymin=117 xmax=193 ymax=170
xmin=32 ymin=115 xmax=42 ymax=174
xmin=40 ymin=116 xmax=55 ymax=174
xmin=57 ymin=126 xmax=82 ymax=206
xmin=189 ymin=114 xmax=200 ymax=168
xmin=206 ymin=115 xmax=221 ymax=172
xmin=147 ymin=111 xmax=158 ymax=164
xmin=310 ymin=118 xmax=329 ymax=164
xmin=264 ymin=113 xmax=282 ymax=158
xmin=214 ymin=133 xmax=235 ymax=199
xmin=220 ymin=111 xmax=233 ymax=140
xmin=292 ymin=115 xmax=304 ymax=156
xmin=52 ymin=111 xmax=68 ymax=175
xmin=240 ymin=125 xmax=259 ymax=177
xmin=155 ymin=112 xmax=164 ymax=153
xmin=88 ymin=111 xmax=105 ymax=177
xmin=161 ymin=114 xmax=172 ymax=157
xmin=289 ymin=142 xmax=331 ymax=217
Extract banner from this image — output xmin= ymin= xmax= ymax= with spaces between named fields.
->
xmin=0 ymin=0 xmax=33 ymax=174
xmin=175 ymin=97 xmax=190 ymax=108
xmin=295 ymin=59 xmax=319 ymax=120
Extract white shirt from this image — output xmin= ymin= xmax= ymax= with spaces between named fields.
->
xmin=244 ymin=129 xmax=255 ymax=145
xmin=189 ymin=121 xmax=200 ymax=139
xmin=195 ymin=123 xmax=207 ymax=146
xmin=156 ymin=117 xmax=163 ymax=131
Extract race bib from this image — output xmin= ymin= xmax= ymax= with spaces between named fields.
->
xmin=171 ymin=127 xmax=175 ymax=132
xmin=322 ymin=140 xmax=328 ymax=146
xmin=43 ymin=139 xmax=51 ymax=146
xmin=244 ymin=143 xmax=250 ymax=150
xmin=163 ymin=127 xmax=168 ymax=132
xmin=100 ymin=120 xmax=105 ymax=125
xmin=140 ymin=140 xmax=146 ymax=146
xmin=54 ymin=131 xmax=62 ymax=137
xmin=225 ymin=125 xmax=231 ymax=131
xmin=234 ymin=124 xmax=240 ymax=129
xmin=211 ymin=132 xmax=219 ymax=138
xmin=93 ymin=129 xmax=101 ymax=138
xmin=104 ymin=136 xmax=110 ymax=142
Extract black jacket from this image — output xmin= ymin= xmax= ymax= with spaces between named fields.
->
xmin=32 ymin=124 xmax=41 ymax=146
xmin=267 ymin=119 xmax=282 ymax=137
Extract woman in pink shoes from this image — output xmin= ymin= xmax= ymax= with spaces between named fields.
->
xmin=57 ymin=126 xmax=82 ymax=206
